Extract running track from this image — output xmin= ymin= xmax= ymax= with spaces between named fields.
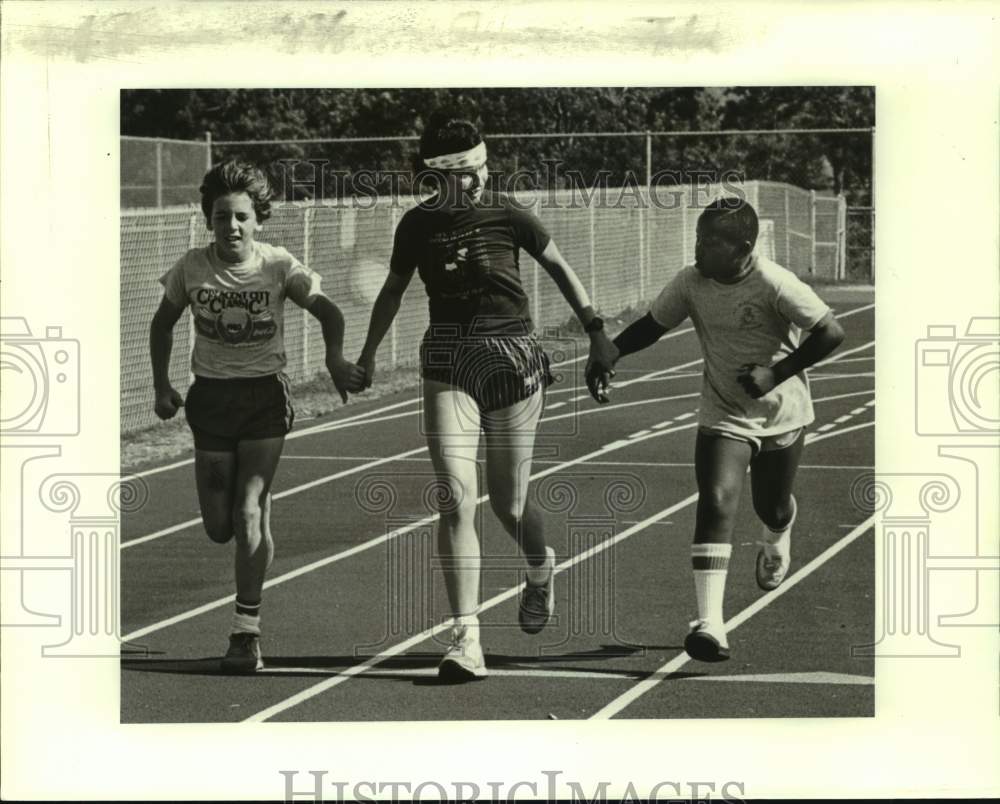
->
xmin=121 ymin=289 xmax=875 ymax=722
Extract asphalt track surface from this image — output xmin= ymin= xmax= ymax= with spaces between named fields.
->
xmin=121 ymin=289 xmax=875 ymax=722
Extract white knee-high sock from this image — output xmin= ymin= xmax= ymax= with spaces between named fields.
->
xmin=691 ymin=543 xmax=732 ymax=625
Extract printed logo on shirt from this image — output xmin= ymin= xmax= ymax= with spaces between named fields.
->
xmin=736 ymin=301 xmax=764 ymax=330
xmin=444 ymin=247 xmax=468 ymax=272
xmin=429 ymin=228 xmax=491 ymax=283
xmin=192 ymin=287 xmax=277 ymax=346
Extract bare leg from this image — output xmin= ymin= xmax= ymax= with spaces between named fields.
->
xmin=423 ymin=379 xmax=482 ymax=622
xmin=231 ymin=436 xmax=285 ymax=608
xmin=193 ymin=449 xmax=237 ymax=543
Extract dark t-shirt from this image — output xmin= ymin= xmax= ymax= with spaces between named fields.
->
xmin=390 ymin=191 xmax=551 ymax=336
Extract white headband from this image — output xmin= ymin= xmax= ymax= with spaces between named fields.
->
xmin=423 ymin=141 xmax=487 ymax=170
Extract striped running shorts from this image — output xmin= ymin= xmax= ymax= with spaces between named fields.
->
xmin=420 ymin=331 xmax=554 ymax=413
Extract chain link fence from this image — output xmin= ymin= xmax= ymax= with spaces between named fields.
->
xmin=121 ymin=135 xmax=211 ymax=208
xmin=121 ymin=180 xmax=845 ymax=434
xmin=124 ymin=128 xmax=871 ymax=278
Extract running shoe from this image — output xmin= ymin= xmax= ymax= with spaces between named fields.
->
xmin=438 ymin=625 xmax=487 ymax=681
xmin=220 ymin=632 xmax=263 ymax=674
xmin=756 ymin=496 xmax=796 ymax=591
xmin=684 ymin=618 xmax=730 ymax=662
xmin=518 ymin=548 xmax=556 ymax=634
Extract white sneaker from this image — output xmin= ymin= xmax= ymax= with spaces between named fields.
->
xmin=684 ymin=618 xmax=730 ymax=663
xmin=438 ymin=625 xmax=487 ymax=681
xmin=756 ymin=496 xmax=796 ymax=591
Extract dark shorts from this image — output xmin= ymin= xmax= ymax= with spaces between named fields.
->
xmin=184 ymin=373 xmax=294 ymax=452
xmin=420 ymin=332 xmax=554 ymax=413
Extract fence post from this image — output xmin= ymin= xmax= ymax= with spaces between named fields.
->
xmin=680 ymin=185 xmax=689 ymax=267
xmin=644 ymin=131 xmax=652 ymax=189
xmin=838 ymin=199 xmax=847 ymax=281
xmin=783 ymin=185 xmax=790 ymax=268
xmin=588 ymin=201 xmax=596 ymax=308
xmin=532 ymin=195 xmax=541 ymax=326
xmin=302 ymin=206 xmax=313 ymax=378
xmin=638 ymin=204 xmax=646 ymax=302
xmin=187 ymin=212 xmax=198 ymax=383
xmin=810 ymin=189 xmax=817 ymax=276
xmin=155 ymin=141 xmax=163 ymax=207
xmin=205 ymin=131 xmax=213 ymax=170
xmin=389 ymin=204 xmax=398 ymax=369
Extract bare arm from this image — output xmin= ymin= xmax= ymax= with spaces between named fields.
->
xmin=149 ymin=296 xmax=185 ymax=419
xmin=306 ymin=294 xmax=365 ymax=402
xmin=358 ymin=270 xmax=413 ymax=388
xmin=535 ymin=240 xmax=619 ymax=403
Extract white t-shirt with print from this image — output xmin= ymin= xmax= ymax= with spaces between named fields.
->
xmin=649 ymin=256 xmax=831 ymax=437
xmin=159 ymin=241 xmax=321 ymax=378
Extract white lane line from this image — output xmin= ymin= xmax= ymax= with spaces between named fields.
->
xmin=812 ymin=389 xmax=873 ymax=403
xmin=263 ymin=666 xmax=647 ymax=681
xmin=242 ymin=421 xmax=872 ymax=722
xmin=122 ymin=420 xmax=700 ymax=642
xmin=244 ymin=491 xmax=703 ymax=723
xmin=823 ymin=356 xmax=874 ymax=365
xmin=126 ymin=375 xmax=872 ymax=551
xmin=125 ymin=397 xmax=422 ymax=480
xmin=588 ymin=515 xmax=876 ymax=719
xmin=122 ymin=446 xmax=428 ymax=549
xmin=865 ymin=400 xmax=876 ymax=407
xmin=124 ymin=306 xmax=872 ymax=482
xmin=812 ymin=372 xmax=874 ymax=380
xmin=628 ymin=430 xmax=653 ymax=439
xmin=533 ymin=460 xmax=871 ymax=470
xmin=255 ymin=667 xmax=872 ymax=684
xmin=543 ymin=393 xmax=700 ymax=425
xmin=123 ymin=348 xmax=600 ymax=481
xmin=126 ymin=360 xmax=703 ymax=549
xmin=683 ymin=671 xmax=874 ymax=685
xmin=808 ymin=421 xmax=874 ymax=443
xmin=534 ymin=326 xmax=697 ymax=398
xmin=834 ymin=415 xmax=852 ymax=424
xmin=815 ymin=339 xmax=875 ymax=367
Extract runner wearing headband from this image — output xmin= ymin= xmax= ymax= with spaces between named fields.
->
xmin=358 ymin=113 xmax=618 ymax=680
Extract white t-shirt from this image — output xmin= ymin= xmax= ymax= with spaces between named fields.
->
xmin=159 ymin=241 xmax=321 ymax=378
xmin=649 ymin=256 xmax=831 ymax=437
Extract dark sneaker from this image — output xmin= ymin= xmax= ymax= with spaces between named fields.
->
xmin=220 ymin=632 xmax=263 ymax=674
xmin=518 ymin=547 xmax=555 ymax=635
xmin=684 ymin=619 xmax=730 ymax=663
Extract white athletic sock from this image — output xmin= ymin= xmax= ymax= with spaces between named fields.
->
xmin=691 ymin=543 xmax=732 ymax=625
xmin=762 ymin=496 xmax=797 ymax=556
xmin=525 ymin=546 xmax=555 ymax=586
xmin=232 ymin=611 xmax=261 ymax=636
xmin=454 ymin=613 xmax=480 ymax=644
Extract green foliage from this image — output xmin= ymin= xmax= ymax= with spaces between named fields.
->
xmin=122 ymin=87 xmax=873 ymax=203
